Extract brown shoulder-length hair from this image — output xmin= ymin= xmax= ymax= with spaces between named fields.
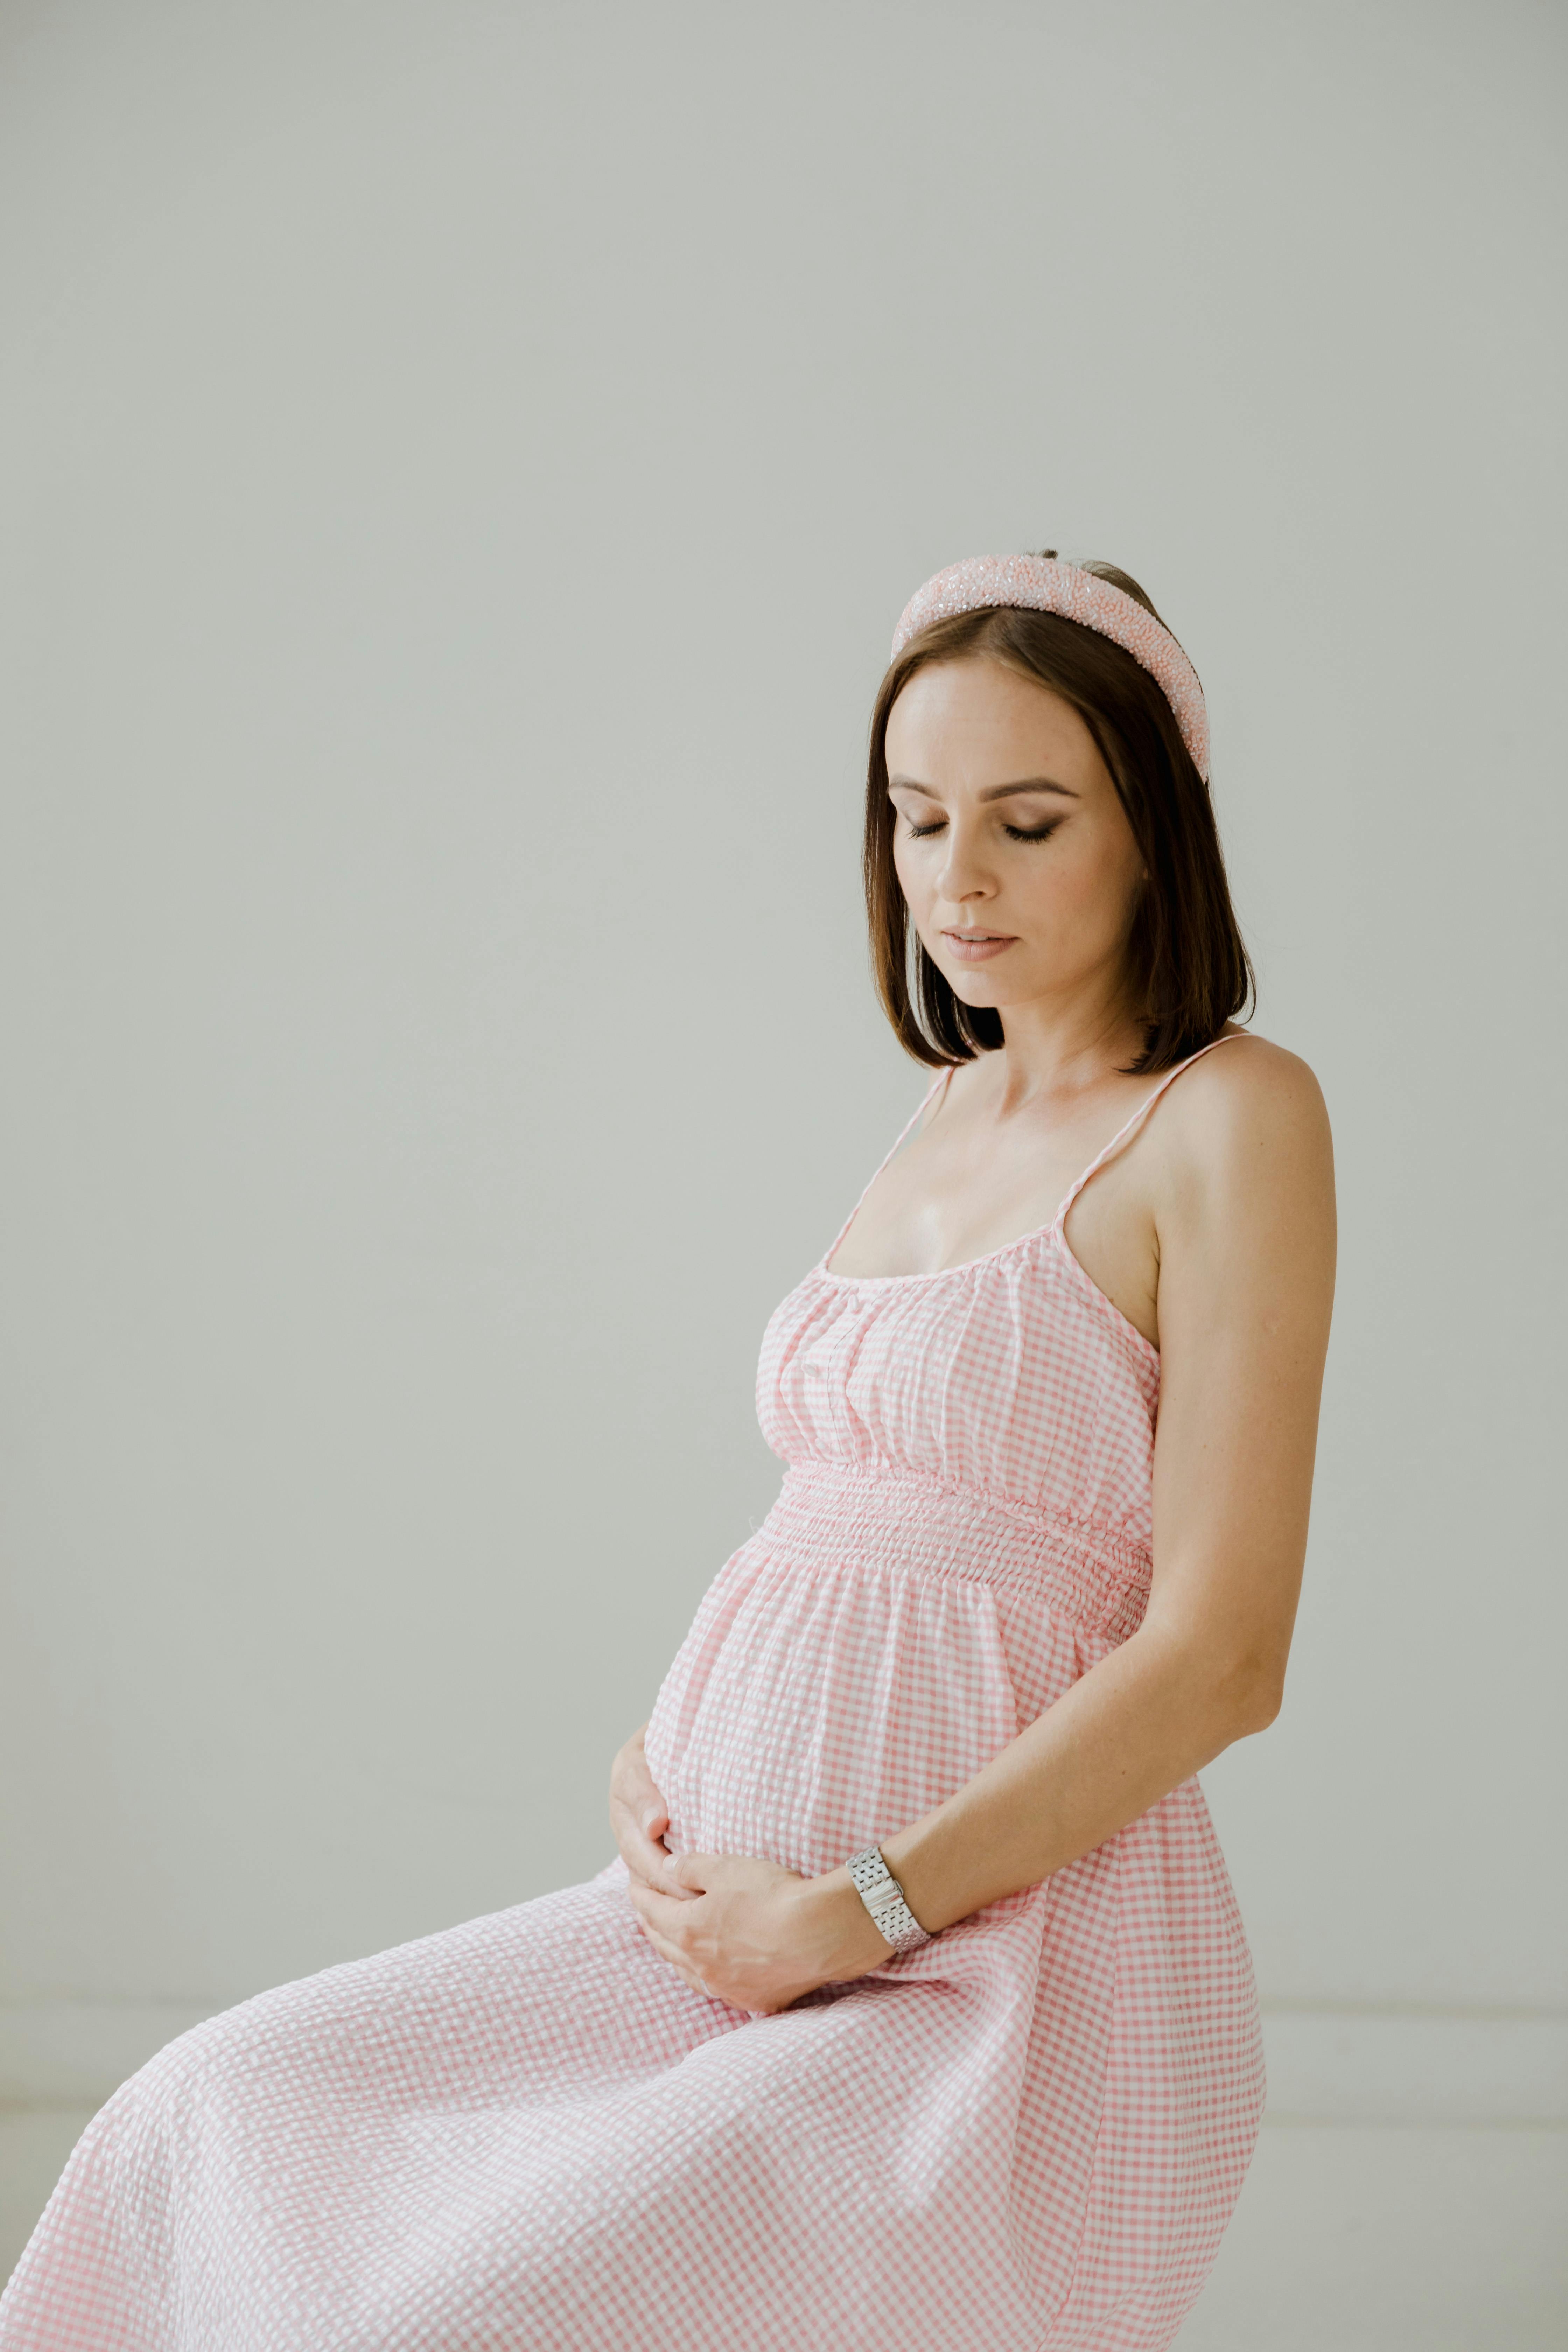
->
xmin=864 ymin=562 xmax=1254 ymax=1073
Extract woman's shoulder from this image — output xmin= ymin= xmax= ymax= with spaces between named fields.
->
xmin=1184 ymin=1026 xmax=1326 ymax=1111
xmin=1157 ymin=1028 xmax=1334 ymax=1204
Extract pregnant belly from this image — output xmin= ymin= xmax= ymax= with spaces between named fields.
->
xmin=642 ymin=1536 xmax=1037 ymax=1881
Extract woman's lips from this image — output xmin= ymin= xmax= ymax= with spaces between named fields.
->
xmin=940 ymin=929 xmax=1017 ymax=963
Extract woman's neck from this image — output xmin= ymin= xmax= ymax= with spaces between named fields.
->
xmin=986 ymin=990 xmax=1146 ymax=1115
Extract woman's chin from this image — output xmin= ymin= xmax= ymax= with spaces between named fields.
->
xmin=932 ymin=960 xmax=1022 ymax=1010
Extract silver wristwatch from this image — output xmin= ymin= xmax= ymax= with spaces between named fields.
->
xmin=846 ymin=1844 xmax=932 ymax=1952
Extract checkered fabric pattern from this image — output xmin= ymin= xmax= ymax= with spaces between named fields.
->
xmin=0 ymin=1042 xmax=1264 ymax=2351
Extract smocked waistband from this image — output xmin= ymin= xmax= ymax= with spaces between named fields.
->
xmin=755 ymin=1457 xmax=1152 ymax=1643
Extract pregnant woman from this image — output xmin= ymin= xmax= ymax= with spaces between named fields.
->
xmin=1 ymin=553 xmax=1336 ymax=2351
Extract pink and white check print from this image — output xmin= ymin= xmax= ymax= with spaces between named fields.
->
xmin=1 ymin=1043 xmax=1263 ymax=2350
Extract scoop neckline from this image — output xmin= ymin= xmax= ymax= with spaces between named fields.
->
xmin=815 ymin=1218 xmax=1162 ymax=1366
xmin=817 ymin=1208 xmax=1062 ymax=1292
xmin=810 ymin=1031 xmax=1249 ymax=1359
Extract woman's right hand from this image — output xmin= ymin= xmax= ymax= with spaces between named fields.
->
xmin=609 ymin=1723 xmax=696 ymax=1899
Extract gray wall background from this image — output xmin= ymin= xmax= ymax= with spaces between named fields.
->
xmin=1 ymin=0 xmax=1564 ymax=2162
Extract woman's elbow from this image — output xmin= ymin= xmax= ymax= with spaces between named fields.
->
xmin=1142 ymin=1616 xmax=1290 ymax=1743
xmin=1219 ymin=1654 xmax=1286 ymax=1739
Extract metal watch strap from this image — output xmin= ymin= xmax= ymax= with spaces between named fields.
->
xmin=846 ymin=1844 xmax=932 ymax=1951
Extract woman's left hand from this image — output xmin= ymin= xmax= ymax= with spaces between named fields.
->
xmin=627 ymin=1851 xmax=892 ymax=2014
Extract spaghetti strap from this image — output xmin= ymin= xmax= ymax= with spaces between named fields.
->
xmin=1052 ymin=1032 xmax=1249 ymax=1231
xmin=821 ymin=1063 xmax=956 ymax=1271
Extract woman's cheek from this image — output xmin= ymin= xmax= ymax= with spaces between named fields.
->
xmin=894 ymin=855 xmax=932 ymax=928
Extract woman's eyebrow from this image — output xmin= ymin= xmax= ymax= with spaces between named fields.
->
xmin=887 ymin=775 xmax=1080 ymax=800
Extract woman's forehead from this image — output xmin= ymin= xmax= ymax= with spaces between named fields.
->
xmin=886 ymin=660 xmax=1100 ymax=771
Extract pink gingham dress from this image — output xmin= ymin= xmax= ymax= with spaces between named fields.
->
xmin=1 ymin=1042 xmax=1264 ymax=2352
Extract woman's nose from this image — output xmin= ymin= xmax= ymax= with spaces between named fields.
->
xmin=936 ymin=825 xmax=994 ymax=905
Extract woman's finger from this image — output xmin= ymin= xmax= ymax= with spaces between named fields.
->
xmin=610 ymin=1733 xmax=666 ymax=1825
xmin=613 ymin=1774 xmax=667 ymax=1843
xmin=626 ymin=1896 xmax=713 ymax=1996
xmin=627 ymin=1760 xmax=669 ymax=1840
xmin=627 ymin=1885 xmax=716 ymax=1981
xmin=626 ymin=1886 xmax=784 ymax=2013
xmin=608 ymin=1772 xmax=677 ymax=1882
xmin=627 ymin=1881 xmax=701 ymax=1942
xmin=610 ymin=1807 xmax=668 ymax=1881
xmin=609 ymin=1741 xmax=693 ymax=1895
xmin=611 ymin=1806 xmax=695 ymax=1897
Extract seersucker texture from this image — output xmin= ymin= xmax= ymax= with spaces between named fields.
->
xmin=0 ymin=1041 xmax=1263 ymax=2352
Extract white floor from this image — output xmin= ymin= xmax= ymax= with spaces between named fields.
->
xmin=4 ymin=2111 xmax=1565 ymax=2344
xmin=1173 ymin=2123 xmax=1567 ymax=2349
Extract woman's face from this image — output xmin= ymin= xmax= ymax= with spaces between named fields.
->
xmin=885 ymin=657 xmax=1147 ymax=1027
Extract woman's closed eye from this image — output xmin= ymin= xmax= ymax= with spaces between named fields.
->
xmin=901 ymin=816 xmax=1062 ymax=844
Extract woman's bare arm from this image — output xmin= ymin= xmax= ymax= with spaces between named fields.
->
xmin=875 ymin=1042 xmax=1336 ymax=1928
xmin=629 ymin=1044 xmax=1336 ymax=2007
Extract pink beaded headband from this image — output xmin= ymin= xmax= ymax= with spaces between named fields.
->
xmin=890 ymin=554 xmax=1210 ymax=781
